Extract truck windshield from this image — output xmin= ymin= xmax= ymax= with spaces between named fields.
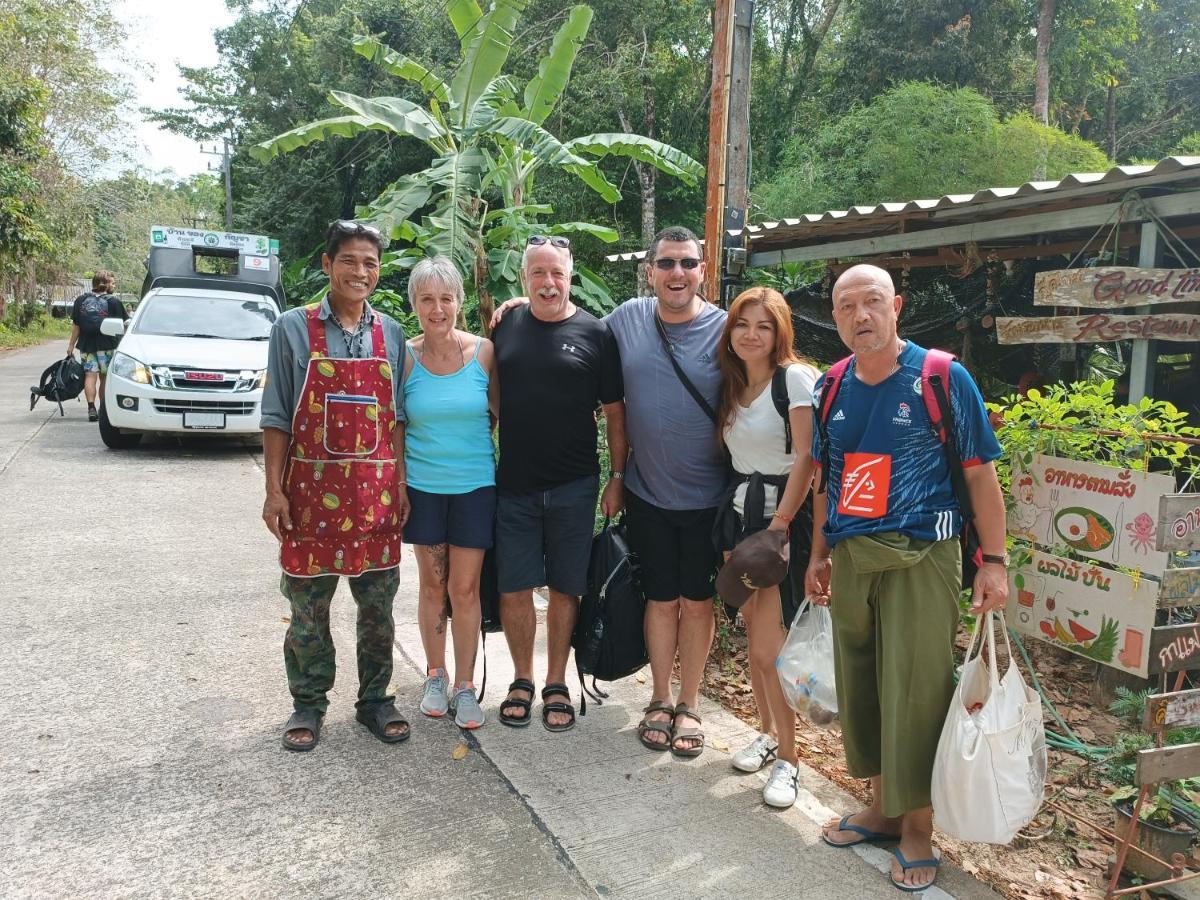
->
xmin=135 ymin=293 xmax=277 ymax=340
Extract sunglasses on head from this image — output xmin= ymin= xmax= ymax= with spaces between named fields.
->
xmin=527 ymin=235 xmax=571 ymax=249
xmin=652 ymin=256 xmax=702 ymax=270
xmin=331 ymin=219 xmax=388 ymax=244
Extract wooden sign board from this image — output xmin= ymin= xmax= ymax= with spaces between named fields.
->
xmin=1008 ymin=547 xmax=1156 ymax=677
xmin=1148 ymin=623 xmax=1200 ymax=674
xmin=1136 ymin=742 xmax=1200 ymax=786
xmin=1143 ymin=690 xmax=1200 ymax=733
xmin=1157 ymin=494 xmax=1200 ymax=553
xmin=997 ymin=313 xmax=1200 ymax=345
xmin=1008 ymin=454 xmax=1172 ymax=576
xmin=1035 ymin=267 xmax=1200 ymax=308
xmin=1159 ymin=568 xmax=1200 ymax=609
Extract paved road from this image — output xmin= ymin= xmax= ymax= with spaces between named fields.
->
xmin=1 ymin=342 xmax=998 ymax=899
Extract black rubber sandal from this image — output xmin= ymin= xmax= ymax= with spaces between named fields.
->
xmin=281 ymin=709 xmax=324 ymax=752
xmin=355 ymin=701 xmax=411 ymax=744
xmin=499 ymin=678 xmax=535 ymax=728
xmin=541 ymin=683 xmax=577 ymax=733
xmin=671 ymin=703 xmax=705 ymax=759
xmin=637 ymin=700 xmax=674 ymax=752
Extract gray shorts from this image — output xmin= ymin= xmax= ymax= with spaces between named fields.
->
xmin=495 ymin=473 xmax=599 ymax=597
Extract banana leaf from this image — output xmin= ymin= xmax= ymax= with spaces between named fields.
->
xmin=329 ymin=91 xmax=447 ymax=147
xmin=250 ymin=115 xmax=388 ymax=162
xmin=352 ymin=35 xmax=452 ymax=107
xmin=522 ymin=5 xmax=592 ymax=126
xmin=565 ymin=133 xmax=705 ymax=184
xmin=450 ymin=0 xmax=526 ymax=126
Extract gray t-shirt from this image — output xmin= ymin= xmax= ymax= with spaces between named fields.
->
xmin=604 ymin=297 xmax=727 ymax=510
xmin=260 ymin=297 xmax=407 ymax=434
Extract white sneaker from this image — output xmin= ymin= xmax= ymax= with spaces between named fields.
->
xmin=731 ymin=733 xmax=778 ymax=773
xmin=763 ymin=759 xmax=799 ymax=808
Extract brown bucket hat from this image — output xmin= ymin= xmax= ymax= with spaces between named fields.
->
xmin=715 ymin=529 xmax=790 ymax=609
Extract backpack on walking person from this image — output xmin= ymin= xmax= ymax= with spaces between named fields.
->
xmin=572 ymin=518 xmax=647 ymax=711
xmin=76 ymin=292 xmax=111 ymax=336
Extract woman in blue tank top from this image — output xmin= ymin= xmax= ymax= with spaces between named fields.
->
xmin=399 ymin=257 xmax=498 ymax=730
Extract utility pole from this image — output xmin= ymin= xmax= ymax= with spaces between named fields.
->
xmin=202 ymin=136 xmax=234 ymax=230
xmin=703 ymin=0 xmax=754 ymax=307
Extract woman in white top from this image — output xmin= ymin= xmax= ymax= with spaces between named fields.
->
xmin=714 ymin=286 xmax=819 ymax=810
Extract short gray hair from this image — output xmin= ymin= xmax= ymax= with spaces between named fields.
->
xmin=407 ymin=256 xmax=465 ymax=306
xmin=521 ymin=240 xmax=573 ymax=275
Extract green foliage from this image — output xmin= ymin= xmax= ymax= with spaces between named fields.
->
xmin=1176 ymin=133 xmax=1200 ymax=156
xmin=988 ymin=380 xmax=1200 ymax=496
xmin=754 ymin=83 xmax=1111 ymax=218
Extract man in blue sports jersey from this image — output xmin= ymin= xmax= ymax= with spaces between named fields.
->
xmin=805 ymin=264 xmax=1008 ymax=893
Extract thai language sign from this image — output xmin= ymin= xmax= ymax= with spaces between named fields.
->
xmin=1157 ymin=493 xmax=1200 ymax=553
xmin=1035 ymin=267 xmax=1200 ymax=308
xmin=996 ymin=313 xmax=1200 ymax=344
xmin=149 ymin=226 xmax=273 ymax=257
xmin=1008 ymin=547 xmax=1156 ymax=677
xmin=1008 ymin=453 xmax=1173 ymax=576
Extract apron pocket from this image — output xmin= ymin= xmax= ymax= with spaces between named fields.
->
xmin=323 ymin=393 xmax=380 ymax=456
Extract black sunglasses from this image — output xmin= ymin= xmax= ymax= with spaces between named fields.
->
xmin=527 ymin=235 xmax=571 ymax=249
xmin=330 ymin=219 xmax=388 ymax=246
xmin=652 ymin=257 xmax=702 ymax=270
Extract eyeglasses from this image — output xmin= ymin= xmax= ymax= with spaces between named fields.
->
xmin=652 ymin=257 xmax=702 ymax=271
xmin=527 ymin=235 xmax=571 ymax=249
xmin=330 ymin=220 xmax=388 ymax=246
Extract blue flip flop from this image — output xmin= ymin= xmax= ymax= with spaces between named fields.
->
xmin=821 ymin=814 xmax=902 ymax=848
xmin=889 ymin=847 xmax=941 ymax=893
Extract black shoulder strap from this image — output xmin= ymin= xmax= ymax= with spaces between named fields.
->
xmin=771 ymin=364 xmax=792 ymax=454
xmin=654 ymin=314 xmax=717 ymax=424
xmin=926 ymin=370 xmax=975 ymax=524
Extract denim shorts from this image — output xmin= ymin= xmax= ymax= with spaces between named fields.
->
xmin=495 ymin=473 xmax=599 ymax=597
xmin=404 ymin=485 xmax=496 ymax=549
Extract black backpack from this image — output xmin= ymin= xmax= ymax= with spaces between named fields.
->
xmin=572 ymin=518 xmax=647 ymax=711
xmin=30 ymin=357 xmax=85 ymax=416
xmin=77 ymin=292 xmax=110 ymax=335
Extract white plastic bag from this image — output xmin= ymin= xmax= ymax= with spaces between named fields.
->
xmin=775 ymin=599 xmax=839 ymax=725
xmin=932 ymin=610 xmax=1048 ymax=844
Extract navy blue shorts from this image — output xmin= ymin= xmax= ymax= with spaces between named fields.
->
xmin=495 ymin=473 xmax=599 ymax=597
xmin=404 ymin=485 xmax=496 ymax=549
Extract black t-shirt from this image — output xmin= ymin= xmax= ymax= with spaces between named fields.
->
xmin=71 ymin=293 xmax=129 ymax=353
xmin=493 ymin=305 xmax=624 ymax=494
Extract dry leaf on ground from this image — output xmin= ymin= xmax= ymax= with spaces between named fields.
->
xmin=451 ymin=743 xmax=468 ymax=760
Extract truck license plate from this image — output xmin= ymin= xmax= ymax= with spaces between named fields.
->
xmin=183 ymin=412 xmax=226 ymax=430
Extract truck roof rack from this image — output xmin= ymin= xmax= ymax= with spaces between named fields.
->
xmin=141 ymin=226 xmax=287 ymax=307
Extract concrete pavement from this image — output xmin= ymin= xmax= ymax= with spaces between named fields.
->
xmin=0 ymin=341 xmax=999 ymax=899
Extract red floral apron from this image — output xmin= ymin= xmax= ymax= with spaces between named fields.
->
xmin=280 ymin=304 xmax=401 ymax=577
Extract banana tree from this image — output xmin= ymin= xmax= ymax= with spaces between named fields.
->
xmin=249 ymin=0 xmax=703 ymax=325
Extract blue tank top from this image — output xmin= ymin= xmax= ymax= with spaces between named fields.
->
xmin=403 ymin=338 xmax=495 ymax=494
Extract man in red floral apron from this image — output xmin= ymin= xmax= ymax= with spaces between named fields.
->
xmin=261 ymin=221 xmax=412 ymax=751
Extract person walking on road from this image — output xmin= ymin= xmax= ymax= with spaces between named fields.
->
xmin=260 ymin=220 xmax=412 ymax=752
xmin=807 ymin=264 xmax=1009 ymax=892
xmin=400 ymin=257 xmax=498 ymax=730
xmin=66 ymin=271 xmax=127 ymax=421
xmin=492 ymin=236 xmax=626 ymax=734
xmin=712 ymin=287 xmax=819 ymax=807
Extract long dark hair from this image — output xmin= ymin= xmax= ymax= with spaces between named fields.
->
xmin=716 ymin=287 xmax=802 ymax=445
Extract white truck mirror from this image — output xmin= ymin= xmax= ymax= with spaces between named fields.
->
xmin=100 ymin=318 xmax=125 ymax=337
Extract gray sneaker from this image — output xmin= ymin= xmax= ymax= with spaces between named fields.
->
xmin=420 ymin=671 xmax=449 ymax=717
xmin=451 ymin=687 xmax=486 ymax=730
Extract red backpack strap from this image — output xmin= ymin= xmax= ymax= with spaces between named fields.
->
xmin=817 ymin=356 xmax=853 ymax=425
xmin=920 ymin=348 xmax=955 ymax=444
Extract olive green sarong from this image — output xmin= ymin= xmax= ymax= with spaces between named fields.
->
xmin=829 ymin=532 xmax=961 ymax=817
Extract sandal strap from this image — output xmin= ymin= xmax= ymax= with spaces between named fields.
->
xmin=673 ymin=703 xmax=701 ymax=724
xmin=502 ymin=696 xmax=532 ymax=711
xmin=542 ymin=683 xmax=571 ymax=700
xmin=891 ymin=848 xmax=941 ymax=870
xmin=639 ymin=720 xmax=672 ymax=736
xmin=507 ymin=678 xmax=536 ymax=696
xmin=542 ymin=701 xmax=575 ymax=715
xmin=643 ymin=700 xmax=675 ymax=716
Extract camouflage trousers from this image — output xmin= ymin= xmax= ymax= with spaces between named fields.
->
xmin=281 ymin=567 xmax=400 ymax=714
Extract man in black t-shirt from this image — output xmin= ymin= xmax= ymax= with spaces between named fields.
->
xmin=491 ymin=237 xmax=627 ymax=733
xmin=67 ymin=270 xmax=128 ymax=421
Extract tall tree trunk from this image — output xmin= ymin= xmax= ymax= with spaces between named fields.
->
xmin=1034 ymin=0 xmax=1056 ymax=126
xmin=1106 ymin=81 xmax=1118 ymax=160
xmin=619 ymin=95 xmax=657 ymax=298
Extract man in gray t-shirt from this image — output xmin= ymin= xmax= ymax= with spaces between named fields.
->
xmin=605 ymin=226 xmax=726 ymax=759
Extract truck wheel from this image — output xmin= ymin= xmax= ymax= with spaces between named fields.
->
xmin=98 ymin=401 xmax=142 ymax=449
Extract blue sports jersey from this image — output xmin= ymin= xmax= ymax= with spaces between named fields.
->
xmin=811 ymin=341 xmax=1002 ymax=546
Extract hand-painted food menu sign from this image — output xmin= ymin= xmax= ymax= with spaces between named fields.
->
xmin=1143 ymin=689 xmax=1200 ymax=732
xmin=1008 ymin=547 xmax=1156 ymax=677
xmin=1156 ymin=494 xmax=1200 ymax=553
xmin=1149 ymin=623 xmax=1200 ymax=674
xmin=996 ymin=313 xmax=1200 ymax=345
xmin=1035 ymin=267 xmax=1200 ymax=308
xmin=1007 ymin=454 xmax=1173 ymax=576
xmin=1158 ymin=568 xmax=1200 ymax=608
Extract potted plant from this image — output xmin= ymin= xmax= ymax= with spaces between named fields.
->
xmin=1109 ymin=785 xmax=1198 ymax=881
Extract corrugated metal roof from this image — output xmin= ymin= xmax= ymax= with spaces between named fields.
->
xmin=606 ymin=156 xmax=1200 ymax=263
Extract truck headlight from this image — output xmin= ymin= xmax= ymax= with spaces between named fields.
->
xmin=110 ymin=352 xmax=151 ymax=385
